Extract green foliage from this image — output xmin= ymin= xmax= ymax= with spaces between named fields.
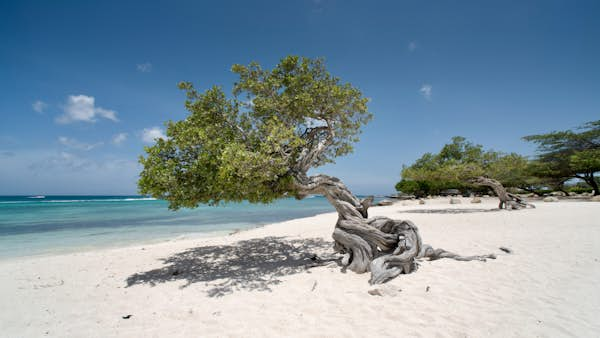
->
xmin=523 ymin=120 xmax=600 ymax=194
xmin=487 ymin=153 xmax=547 ymax=192
xmin=139 ymin=56 xmax=372 ymax=209
xmin=566 ymin=186 xmax=593 ymax=194
xmin=397 ymin=137 xmax=537 ymax=195
xmin=570 ymin=148 xmax=600 ymax=174
xmin=395 ymin=178 xmax=470 ymax=197
xmin=395 ymin=179 xmax=428 ymax=197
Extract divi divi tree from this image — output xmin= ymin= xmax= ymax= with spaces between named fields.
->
xmin=139 ymin=56 xmax=494 ymax=284
xmin=524 ymin=120 xmax=600 ymax=196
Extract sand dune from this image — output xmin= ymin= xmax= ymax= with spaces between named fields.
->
xmin=1 ymin=197 xmax=599 ymax=337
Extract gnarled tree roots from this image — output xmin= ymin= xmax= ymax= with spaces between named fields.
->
xmin=332 ymin=215 xmax=496 ymax=284
xmin=294 ymin=174 xmax=496 ymax=284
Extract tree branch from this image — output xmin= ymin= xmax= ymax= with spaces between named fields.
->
xmin=295 ymin=121 xmax=335 ymax=174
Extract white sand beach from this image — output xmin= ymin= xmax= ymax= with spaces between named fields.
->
xmin=1 ymin=198 xmax=599 ymax=337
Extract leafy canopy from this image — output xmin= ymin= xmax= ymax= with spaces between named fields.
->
xmin=523 ymin=120 xmax=600 ymax=193
xmin=397 ymin=137 xmax=535 ymax=196
xmin=139 ymin=56 xmax=372 ymax=209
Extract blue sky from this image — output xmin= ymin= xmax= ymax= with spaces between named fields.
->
xmin=1 ymin=0 xmax=599 ymax=195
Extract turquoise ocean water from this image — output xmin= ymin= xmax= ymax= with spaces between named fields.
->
xmin=0 ymin=195 xmax=350 ymax=259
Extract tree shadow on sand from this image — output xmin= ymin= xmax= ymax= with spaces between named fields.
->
xmin=125 ymin=237 xmax=336 ymax=297
xmin=401 ymin=208 xmax=501 ymax=214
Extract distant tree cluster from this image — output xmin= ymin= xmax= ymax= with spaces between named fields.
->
xmin=396 ymin=136 xmax=536 ymax=197
xmin=397 ymin=121 xmax=600 ymax=197
xmin=524 ymin=120 xmax=599 ymax=196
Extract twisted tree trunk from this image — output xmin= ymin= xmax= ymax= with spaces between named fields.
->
xmin=590 ymin=178 xmax=600 ymax=196
xmin=580 ymin=172 xmax=600 ymax=196
xmin=470 ymin=176 xmax=535 ymax=210
xmin=294 ymin=174 xmax=496 ymax=284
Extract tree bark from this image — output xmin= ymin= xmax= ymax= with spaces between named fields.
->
xmin=470 ymin=176 xmax=535 ymax=210
xmin=294 ymin=174 xmax=496 ymax=284
xmin=574 ymin=173 xmax=599 ymax=196
xmin=586 ymin=173 xmax=599 ymax=196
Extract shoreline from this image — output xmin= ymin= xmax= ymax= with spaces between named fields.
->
xmin=0 ymin=195 xmax=594 ymax=263
xmin=0 ymin=195 xmax=501 ymax=262
xmin=0 ymin=195 xmax=341 ymax=260
xmin=0 ymin=228 xmax=233 ymax=262
xmin=2 ymin=198 xmax=599 ymax=337
xmin=2 ymin=194 xmax=595 ymax=261
xmin=0 ymin=208 xmax=338 ymax=262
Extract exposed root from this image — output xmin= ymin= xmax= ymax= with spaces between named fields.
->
xmin=332 ymin=216 xmax=496 ymax=284
xmin=296 ymin=174 xmax=496 ymax=284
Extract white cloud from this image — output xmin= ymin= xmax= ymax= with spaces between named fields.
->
xmin=58 ymin=136 xmax=102 ymax=151
xmin=136 ymin=62 xmax=152 ymax=73
xmin=0 ymin=149 xmax=140 ymax=194
xmin=28 ymin=150 xmax=136 ymax=174
xmin=56 ymin=95 xmax=118 ymax=124
xmin=32 ymin=100 xmax=48 ymax=113
xmin=29 ymin=151 xmax=96 ymax=172
xmin=141 ymin=127 xmax=167 ymax=143
xmin=112 ymin=133 xmax=128 ymax=145
xmin=419 ymin=84 xmax=432 ymax=100
xmin=408 ymin=41 xmax=417 ymax=52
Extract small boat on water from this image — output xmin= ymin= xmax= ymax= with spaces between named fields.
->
xmin=27 ymin=195 xmax=46 ymax=199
